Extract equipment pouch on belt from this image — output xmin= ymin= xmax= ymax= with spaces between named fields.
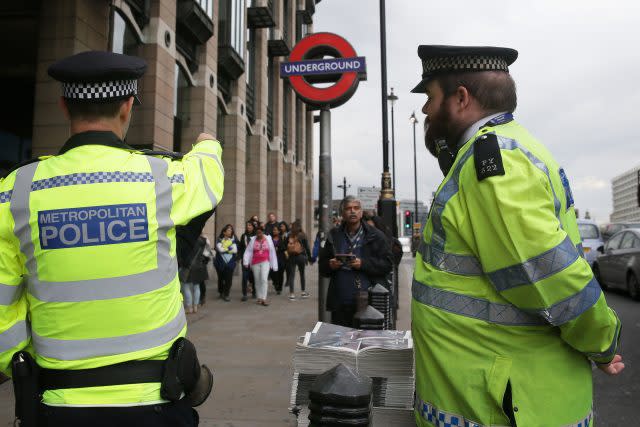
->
xmin=161 ymin=337 xmax=213 ymax=407
xmin=11 ymin=351 xmax=40 ymax=427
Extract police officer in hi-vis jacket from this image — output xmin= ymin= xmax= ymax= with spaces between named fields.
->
xmin=410 ymin=45 xmax=623 ymax=427
xmin=0 ymin=51 xmax=224 ymax=426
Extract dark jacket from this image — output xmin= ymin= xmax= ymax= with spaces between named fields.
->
xmin=272 ymin=236 xmax=288 ymax=270
xmin=176 ymin=211 xmax=213 ymax=283
xmin=286 ymin=232 xmax=312 ymax=261
xmin=319 ymin=222 xmax=393 ymax=311
xmin=237 ymin=232 xmax=254 ymax=261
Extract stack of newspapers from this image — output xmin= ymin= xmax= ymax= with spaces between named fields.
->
xmin=290 ymin=322 xmax=415 ymax=427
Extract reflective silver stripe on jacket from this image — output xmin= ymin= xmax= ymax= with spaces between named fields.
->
xmin=536 ymin=276 xmax=601 ymax=326
xmin=32 ymin=307 xmax=186 ymax=360
xmin=10 ymin=159 xmax=177 ymax=302
xmin=0 ymin=320 xmax=30 ymax=353
xmin=412 ymin=279 xmax=546 ymax=326
xmin=193 ymin=151 xmax=224 ymax=176
xmin=0 ymin=282 xmax=22 ymax=306
xmin=418 ymin=241 xmax=482 ymax=276
xmin=487 ymin=236 xmax=579 ymax=292
xmin=197 ymin=157 xmax=219 ymax=210
xmin=576 ymin=243 xmax=585 ymax=258
xmin=415 ymin=395 xmax=593 ymax=427
xmin=413 ymin=276 xmax=601 ymax=327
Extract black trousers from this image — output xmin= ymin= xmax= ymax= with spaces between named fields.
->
xmin=286 ymin=254 xmax=306 ymax=293
xmin=271 ymin=267 xmax=285 ymax=292
xmin=38 ymin=399 xmax=198 ymax=427
xmin=331 ymin=304 xmax=357 ymax=327
xmin=198 ymin=281 xmax=206 ymax=304
xmin=216 ymin=268 xmax=234 ymax=297
xmin=241 ymin=266 xmax=254 ymax=297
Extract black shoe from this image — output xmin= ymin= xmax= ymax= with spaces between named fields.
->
xmin=241 ymin=295 xmax=248 ymax=302
xmin=276 ymin=290 xmax=281 ymax=295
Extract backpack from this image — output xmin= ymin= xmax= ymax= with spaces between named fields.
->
xmin=287 ymin=237 xmax=303 ymax=256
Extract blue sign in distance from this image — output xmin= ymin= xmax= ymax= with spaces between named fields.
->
xmin=280 ymin=56 xmax=367 ymax=77
xmin=38 ymin=203 xmax=149 ymax=250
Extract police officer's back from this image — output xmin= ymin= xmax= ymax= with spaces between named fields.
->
xmin=0 ymin=51 xmax=223 ymax=426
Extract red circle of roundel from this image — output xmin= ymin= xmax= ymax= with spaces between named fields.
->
xmin=288 ymin=32 xmax=359 ymax=105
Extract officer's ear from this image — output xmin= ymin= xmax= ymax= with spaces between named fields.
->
xmin=119 ymin=97 xmax=134 ymax=122
xmin=58 ymin=97 xmax=71 ymax=120
xmin=453 ymin=86 xmax=472 ymax=112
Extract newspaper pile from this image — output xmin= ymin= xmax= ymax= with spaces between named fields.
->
xmin=290 ymin=322 xmax=415 ymax=426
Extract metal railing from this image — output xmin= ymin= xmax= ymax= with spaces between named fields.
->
xmin=246 ymin=83 xmax=256 ymax=123
xmin=267 ymin=105 xmax=274 ymax=140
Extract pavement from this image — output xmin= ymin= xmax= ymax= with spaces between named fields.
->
xmin=0 ymin=258 xmax=414 ymax=426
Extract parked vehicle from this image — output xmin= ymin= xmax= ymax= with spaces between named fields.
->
xmin=577 ymin=219 xmax=603 ymax=267
xmin=600 ymin=222 xmax=640 ymax=242
xmin=592 ymin=228 xmax=640 ymax=300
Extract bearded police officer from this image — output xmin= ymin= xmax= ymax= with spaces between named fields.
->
xmin=410 ymin=45 xmax=623 ymax=427
xmin=0 ymin=51 xmax=223 ymax=426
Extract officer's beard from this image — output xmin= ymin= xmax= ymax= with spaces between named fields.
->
xmin=423 ymin=104 xmax=463 ymax=158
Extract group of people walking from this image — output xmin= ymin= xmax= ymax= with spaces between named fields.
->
xmin=178 ymin=213 xmax=312 ymax=310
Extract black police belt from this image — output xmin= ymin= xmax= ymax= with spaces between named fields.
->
xmin=18 ymin=338 xmax=213 ymax=409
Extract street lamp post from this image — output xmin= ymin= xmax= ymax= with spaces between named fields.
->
xmin=387 ymin=88 xmax=398 ymax=192
xmin=337 ymin=176 xmax=351 ymax=199
xmin=410 ymin=112 xmax=419 ymax=224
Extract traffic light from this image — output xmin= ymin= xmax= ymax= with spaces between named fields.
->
xmin=404 ymin=210 xmax=412 ymax=230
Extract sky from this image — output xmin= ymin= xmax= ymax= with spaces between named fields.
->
xmin=310 ymin=0 xmax=640 ymax=224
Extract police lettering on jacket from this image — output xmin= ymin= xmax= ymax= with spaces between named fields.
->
xmin=38 ymin=203 xmax=149 ymax=249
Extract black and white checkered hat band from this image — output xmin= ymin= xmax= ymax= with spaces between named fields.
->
xmin=62 ymin=79 xmax=137 ymax=101
xmin=422 ymin=55 xmax=509 ymax=77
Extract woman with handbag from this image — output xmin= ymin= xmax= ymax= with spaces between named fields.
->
xmin=179 ymin=235 xmax=209 ymax=314
xmin=214 ymin=224 xmax=238 ymax=302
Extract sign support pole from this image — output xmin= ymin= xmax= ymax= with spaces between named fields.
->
xmin=318 ymin=106 xmax=332 ymax=322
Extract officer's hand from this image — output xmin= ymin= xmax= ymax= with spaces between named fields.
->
xmin=197 ymin=133 xmax=214 ymax=143
xmin=329 ymin=258 xmax=342 ymax=270
xmin=348 ymin=258 xmax=362 ymax=270
xmin=597 ymin=354 xmax=625 ymax=376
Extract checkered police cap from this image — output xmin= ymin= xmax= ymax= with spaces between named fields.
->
xmin=62 ymin=80 xmax=138 ymax=102
xmin=48 ymin=50 xmax=147 ymax=103
xmin=411 ymin=45 xmax=518 ymax=93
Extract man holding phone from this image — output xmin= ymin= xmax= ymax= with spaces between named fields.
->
xmin=319 ymin=196 xmax=394 ymax=326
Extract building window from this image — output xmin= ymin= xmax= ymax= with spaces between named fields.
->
xmin=219 ymin=0 xmax=246 ymax=58
xmin=246 ymin=28 xmax=256 ymax=123
xmin=267 ymin=58 xmax=274 ymax=140
xmin=174 ymin=63 xmax=191 ymax=152
xmin=111 ymin=11 xmax=141 ymax=55
xmin=196 ymin=0 xmax=214 ymax=18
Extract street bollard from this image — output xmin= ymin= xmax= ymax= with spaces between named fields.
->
xmin=307 ymin=363 xmax=373 ymax=426
xmin=368 ymin=284 xmax=391 ymax=330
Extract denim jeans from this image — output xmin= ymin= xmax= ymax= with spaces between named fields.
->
xmin=181 ymin=282 xmax=200 ymax=307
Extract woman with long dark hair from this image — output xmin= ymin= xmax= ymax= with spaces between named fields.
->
xmin=285 ymin=220 xmax=312 ymax=300
xmin=238 ymin=221 xmax=255 ymax=301
xmin=270 ymin=226 xmax=287 ymax=295
xmin=214 ymin=224 xmax=238 ymax=301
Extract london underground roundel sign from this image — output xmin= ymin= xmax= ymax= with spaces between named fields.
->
xmin=280 ymin=32 xmax=366 ymax=108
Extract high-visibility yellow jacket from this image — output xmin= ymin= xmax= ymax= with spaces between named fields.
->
xmin=412 ymin=118 xmax=620 ymax=427
xmin=0 ymin=131 xmax=224 ymax=406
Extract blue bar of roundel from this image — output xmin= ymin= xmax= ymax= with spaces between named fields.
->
xmin=280 ymin=56 xmax=367 ymax=77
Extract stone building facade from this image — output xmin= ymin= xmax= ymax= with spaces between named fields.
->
xmin=0 ymin=0 xmax=318 ymax=236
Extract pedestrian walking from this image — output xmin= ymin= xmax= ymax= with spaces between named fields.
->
xmin=199 ymin=234 xmax=213 ymax=305
xmin=238 ymin=221 xmax=256 ymax=301
xmin=0 ymin=50 xmax=223 ymax=425
xmin=270 ymin=226 xmax=287 ymax=295
xmin=410 ymin=44 xmax=623 ymax=426
xmin=264 ymin=211 xmax=281 ymax=236
xmin=243 ymin=225 xmax=278 ymax=306
xmin=285 ymin=221 xmax=312 ymax=300
xmin=214 ymin=224 xmax=238 ymax=302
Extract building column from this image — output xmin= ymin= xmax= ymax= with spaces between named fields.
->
xmin=127 ymin=0 xmax=177 ymax=151
xmin=32 ymin=0 xmax=110 ymax=156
